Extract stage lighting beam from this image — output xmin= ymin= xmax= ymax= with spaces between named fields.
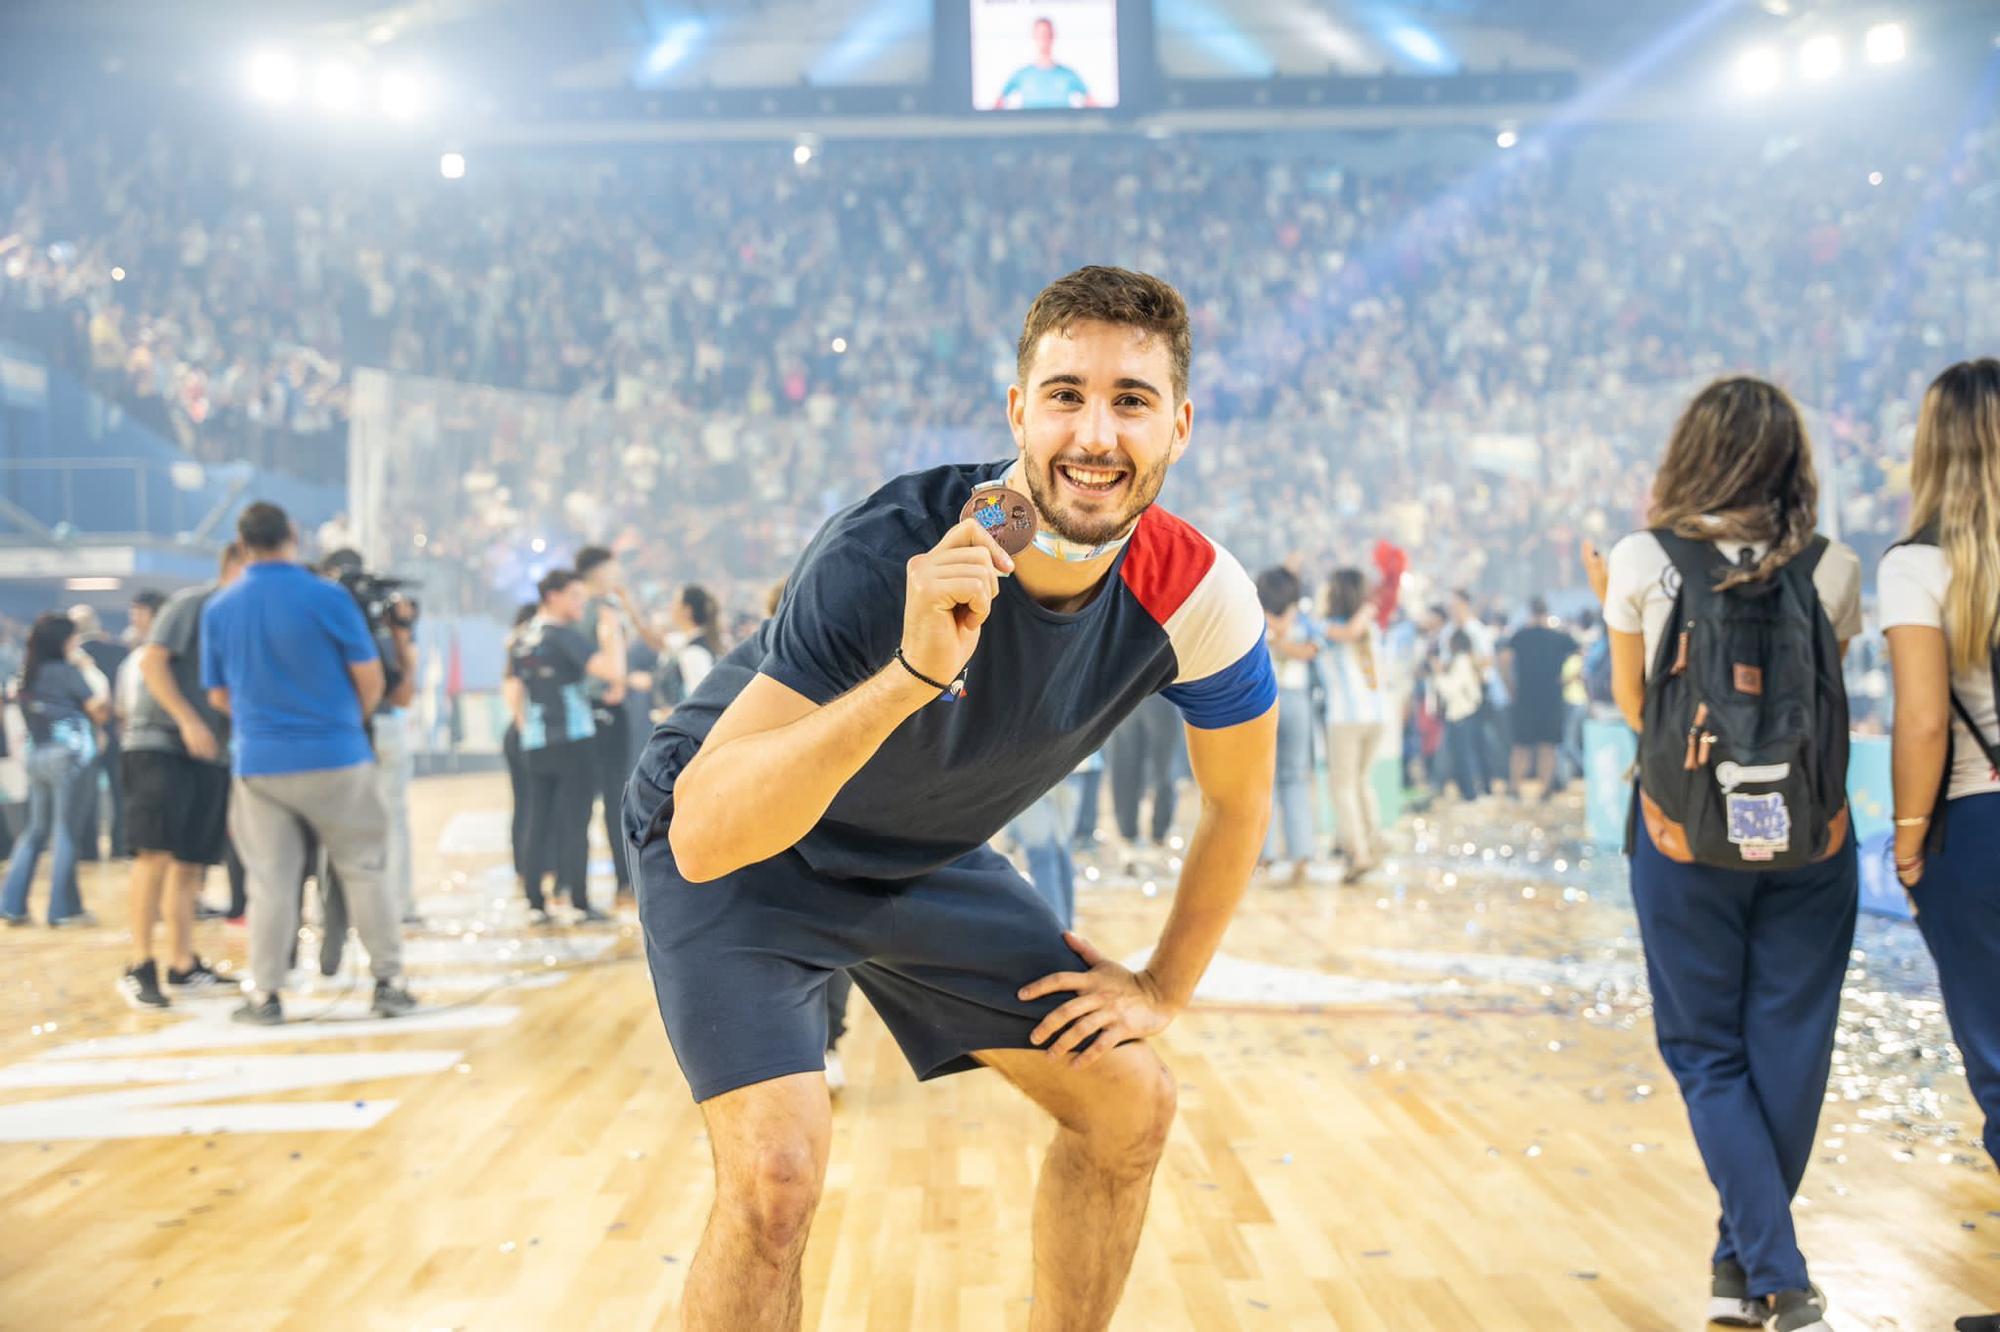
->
xmin=246 ymin=49 xmax=298 ymax=105
xmin=380 ymin=70 xmax=426 ymax=121
xmin=1800 ymin=34 xmax=1842 ymax=81
xmin=1865 ymin=23 xmax=1906 ymax=65
xmin=316 ymin=59 xmax=362 ymax=113
xmin=1735 ymin=45 xmax=1782 ymax=96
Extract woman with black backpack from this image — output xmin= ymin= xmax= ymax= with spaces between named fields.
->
xmin=1879 ymin=359 xmax=2000 ymax=1327
xmin=1585 ymin=377 xmax=1861 ymax=1332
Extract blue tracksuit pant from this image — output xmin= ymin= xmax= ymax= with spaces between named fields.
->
xmin=1629 ymin=813 xmax=1858 ymax=1297
xmin=1912 ymin=790 xmax=2000 ymax=1169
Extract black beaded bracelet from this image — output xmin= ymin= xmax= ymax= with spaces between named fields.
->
xmin=893 ymin=648 xmax=956 ymax=693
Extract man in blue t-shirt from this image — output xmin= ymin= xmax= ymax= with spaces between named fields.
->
xmin=993 ymin=16 xmax=1095 ymax=109
xmin=200 ymin=502 xmax=416 ymax=1026
xmin=624 ymin=266 xmax=1276 ymax=1328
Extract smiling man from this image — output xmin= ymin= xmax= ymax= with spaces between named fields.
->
xmin=623 ymin=266 xmax=1277 ymax=1331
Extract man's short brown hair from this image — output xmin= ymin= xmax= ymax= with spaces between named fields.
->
xmin=1016 ymin=266 xmax=1191 ymax=404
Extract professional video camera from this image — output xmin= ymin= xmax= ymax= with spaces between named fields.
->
xmin=321 ymin=549 xmax=420 ymax=698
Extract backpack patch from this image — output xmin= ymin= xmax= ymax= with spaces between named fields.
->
xmin=1725 ymin=790 xmax=1791 ymax=861
xmin=1732 ymin=663 xmax=1763 ymax=695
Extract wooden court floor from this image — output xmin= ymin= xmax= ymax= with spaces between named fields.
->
xmin=0 ymin=773 xmax=1994 ymax=1331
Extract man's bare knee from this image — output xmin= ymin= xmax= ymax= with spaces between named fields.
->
xmin=716 ymin=1140 xmax=825 ymax=1259
xmin=1065 ymin=1053 xmax=1177 ymax=1176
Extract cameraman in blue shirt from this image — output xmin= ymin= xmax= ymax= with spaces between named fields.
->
xmin=200 ymin=502 xmax=417 ymax=1025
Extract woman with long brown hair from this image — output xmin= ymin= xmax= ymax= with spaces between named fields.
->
xmin=1586 ymin=376 xmax=1861 ymax=1332
xmin=1879 ymin=359 xmax=2000 ymax=1219
xmin=1 ymin=612 xmax=112 ymax=926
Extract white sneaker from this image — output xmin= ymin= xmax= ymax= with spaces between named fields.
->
xmin=823 ymin=1050 xmax=847 ymax=1096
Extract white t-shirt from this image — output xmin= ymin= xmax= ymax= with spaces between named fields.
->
xmin=1322 ymin=619 xmax=1387 ymax=727
xmin=676 ymin=641 xmax=716 ymax=695
xmin=1603 ymin=531 xmax=1863 ymax=680
xmin=1876 ymin=542 xmax=2000 ymax=802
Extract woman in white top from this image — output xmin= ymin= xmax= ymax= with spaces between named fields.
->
xmin=1320 ymin=568 xmax=1387 ymax=879
xmin=1879 ymin=358 xmax=2000 ymax=1209
xmin=1586 ymin=377 xmax=1859 ymax=1332
xmin=660 ymin=584 xmax=724 ymax=713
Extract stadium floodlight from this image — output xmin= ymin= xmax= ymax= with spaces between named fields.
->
xmin=793 ymin=143 xmax=813 ymax=166
xmin=245 ymin=49 xmax=298 ymax=105
xmin=1865 ymin=22 xmax=1906 ymax=64
xmin=1734 ymin=45 xmax=1783 ymax=96
xmin=1799 ymin=34 xmax=1842 ymax=80
xmin=379 ymin=70 xmax=427 ymax=121
xmin=1495 ymin=129 xmax=1518 ymax=149
xmin=315 ymin=59 xmax=363 ymax=113
xmin=439 ymin=152 xmax=466 ymax=180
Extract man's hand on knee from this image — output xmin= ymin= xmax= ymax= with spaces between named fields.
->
xmin=1020 ymin=931 xmax=1181 ymax=1069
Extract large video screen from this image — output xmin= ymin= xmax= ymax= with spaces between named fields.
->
xmin=970 ymin=0 xmax=1119 ymax=111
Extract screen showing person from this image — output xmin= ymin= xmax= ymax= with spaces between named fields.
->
xmin=970 ymin=0 xmax=1119 ymax=111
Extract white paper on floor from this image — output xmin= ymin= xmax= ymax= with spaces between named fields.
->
xmin=1119 ymin=949 xmax=1454 ymax=1008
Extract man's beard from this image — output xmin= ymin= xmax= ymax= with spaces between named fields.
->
xmin=1021 ymin=450 xmax=1170 ymax=548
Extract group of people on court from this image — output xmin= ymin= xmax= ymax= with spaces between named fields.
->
xmin=610 ymin=260 xmax=1996 ymax=1332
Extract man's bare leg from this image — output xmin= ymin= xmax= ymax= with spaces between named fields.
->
xmin=683 ymin=1071 xmax=832 ymax=1332
xmin=127 ymin=851 xmax=171 ymax=966
xmin=978 ymin=1043 xmax=1178 ymax=1332
xmin=167 ymin=861 xmax=206 ymax=973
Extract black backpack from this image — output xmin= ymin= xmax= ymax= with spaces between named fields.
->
xmin=1895 ymin=526 xmax=2000 ymax=852
xmin=1631 ymin=530 xmax=1850 ymax=870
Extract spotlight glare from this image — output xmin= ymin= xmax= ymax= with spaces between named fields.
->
xmin=245 ymin=49 xmax=298 ymax=105
xmin=1799 ymin=34 xmax=1842 ymax=81
xmin=379 ymin=70 xmax=427 ymax=121
xmin=315 ymin=59 xmax=362 ymax=113
xmin=1495 ymin=129 xmax=1518 ymax=149
xmin=1864 ymin=23 xmax=1906 ymax=65
xmin=110 ymin=266 xmax=126 ymax=281
xmin=1868 ymin=170 xmax=1883 ymax=186
xmin=1734 ymin=45 xmax=1782 ymax=96
xmin=830 ymin=336 xmax=848 ymax=354
xmin=792 ymin=143 xmax=813 ymax=166
xmin=439 ymin=152 xmax=466 ymax=180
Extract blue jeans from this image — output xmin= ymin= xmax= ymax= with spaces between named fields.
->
xmin=1913 ymin=791 xmax=2000 ymax=1168
xmin=1070 ymin=764 xmax=1102 ymax=847
xmin=1629 ymin=814 xmax=1857 ymax=1297
xmin=1 ymin=746 xmax=88 ymax=923
xmin=1556 ymin=703 xmax=1586 ymax=789
xmin=1441 ymin=717 xmax=1485 ymax=800
xmin=1008 ymin=780 xmax=1079 ymax=927
xmin=1264 ymin=686 xmax=1315 ymax=861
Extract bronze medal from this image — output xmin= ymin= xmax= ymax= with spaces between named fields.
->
xmin=959 ymin=483 xmax=1036 ymax=557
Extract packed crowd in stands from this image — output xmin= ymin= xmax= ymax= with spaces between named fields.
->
xmin=3 ymin=87 xmax=1997 ymax=609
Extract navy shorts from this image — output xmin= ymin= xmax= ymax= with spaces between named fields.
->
xmin=625 ymin=773 xmax=1090 ymax=1104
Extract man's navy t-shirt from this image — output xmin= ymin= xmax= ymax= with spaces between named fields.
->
xmin=627 ymin=461 xmax=1276 ymax=881
xmin=200 ymin=562 xmax=379 ymax=777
